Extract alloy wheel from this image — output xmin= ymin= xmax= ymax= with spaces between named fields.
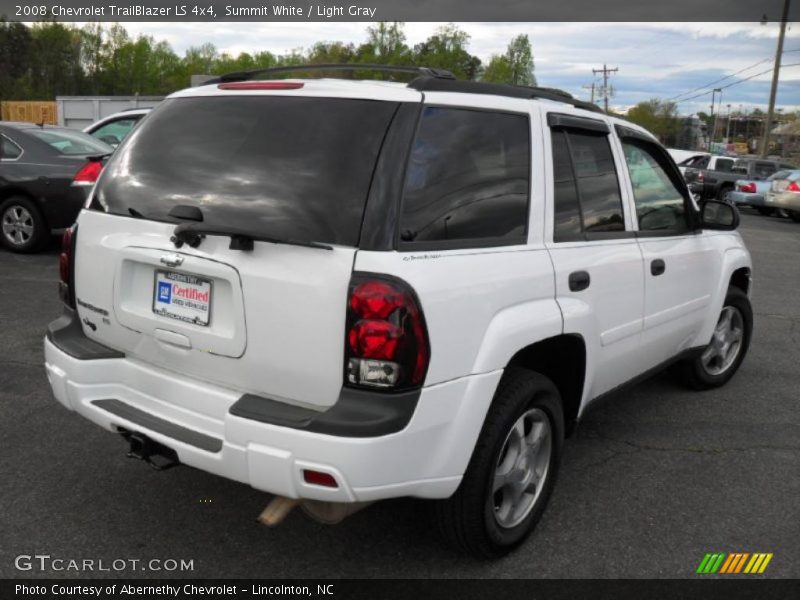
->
xmin=1 ymin=205 xmax=35 ymax=246
xmin=701 ymin=306 xmax=744 ymax=376
xmin=492 ymin=407 xmax=552 ymax=529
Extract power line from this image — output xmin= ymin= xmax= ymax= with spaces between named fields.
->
xmin=674 ymin=62 xmax=800 ymax=104
xmin=667 ymin=48 xmax=800 ymax=102
xmin=667 ymin=58 xmax=771 ymax=101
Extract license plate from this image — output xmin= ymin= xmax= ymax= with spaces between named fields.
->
xmin=152 ymin=271 xmax=212 ymax=326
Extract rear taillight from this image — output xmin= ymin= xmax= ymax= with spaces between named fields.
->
xmin=697 ymin=171 xmax=704 ymax=182
xmin=72 ymin=160 xmax=103 ymax=186
xmin=345 ymin=274 xmax=430 ymax=390
xmin=58 ymin=226 xmax=76 ymax=308
xmin=738 ymin=182 xmax=757 ymax=193
xmin=787 ymin=181 xmax=800 ymax=193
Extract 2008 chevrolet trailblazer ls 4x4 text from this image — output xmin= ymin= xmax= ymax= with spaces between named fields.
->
xmin=44 ymin=65 xmax=753 ymax=557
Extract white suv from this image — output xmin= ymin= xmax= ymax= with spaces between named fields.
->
xmin=44 ymin=66 xmax=753 ymax=557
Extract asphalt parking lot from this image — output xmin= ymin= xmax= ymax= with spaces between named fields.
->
xmin=1 ymin=211 xmax=798 ymax=579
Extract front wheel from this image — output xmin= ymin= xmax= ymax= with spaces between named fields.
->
xmin=672 ymin=287 xmax=752 ymax=390
xmin=434 ymin=369 xmax=564 ymax=558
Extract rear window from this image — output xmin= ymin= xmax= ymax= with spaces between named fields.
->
xmin=29 ymin=129 xmax=112 ymax=156
xmin=94 ymin=96 xmax=399 ymax=246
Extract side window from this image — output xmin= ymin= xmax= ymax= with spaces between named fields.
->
xmin=551 ymin=129 xmax=625 ymax=241
xmin=399 ymin=106 xmax=530 ymax=246
xmin=621 ymin=139 xmax=689 ymax=233
xmin=1 ymin=135 xmax=22 ymax=160
xmin=90 ymin=118 xmax=138 ymax=146
xmin=754 ymin=162 xmax=777 ymax=179
xmin=715 ymin=159 xmax=734 ymax=172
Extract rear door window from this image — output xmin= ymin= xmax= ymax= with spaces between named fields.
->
xmin=551 ymin=129 xmax=625 ymax=241
xmin=94 ymin=97 xmax=399 ymax=247
xmin=399 ymin=106 xmax=530 ymax=247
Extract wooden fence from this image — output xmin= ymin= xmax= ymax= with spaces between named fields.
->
xmin=0 ymin=101 xmax=58 ymax=125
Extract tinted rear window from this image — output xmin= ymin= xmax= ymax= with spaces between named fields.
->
xmin=94 ymin=96 xmax=399 ymax=246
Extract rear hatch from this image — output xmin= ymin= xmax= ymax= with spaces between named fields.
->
xmin=73 ymin=89 xmax=407 ymax=410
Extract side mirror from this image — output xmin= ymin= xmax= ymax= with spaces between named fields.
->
xmin=701 ymin=199 xmax=739 ymax=231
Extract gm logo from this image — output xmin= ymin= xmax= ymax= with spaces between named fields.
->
xmin=697 ymin=552 xmax=773 ymax=574
xmin=157 ymin=281 xmax=172 ymax=304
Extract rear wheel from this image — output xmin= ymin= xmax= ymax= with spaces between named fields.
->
xmin=672 ymin=287 xmax=752 ymax=390
xmin=434 ymin=369 xmax=564 ymax=558
xmin=756 ymin=207 xmax=775 ymax=216
xmin=0 ymin=196 xmax=47 ymax=253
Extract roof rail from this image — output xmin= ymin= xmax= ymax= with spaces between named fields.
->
xmin=207 ymin=64 xmax=456 ymax=84
xmin=407 ymin=77 xmax=605 ymax=114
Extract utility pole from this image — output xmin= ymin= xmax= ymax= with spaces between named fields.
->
xmin=710 ymin=88 xmax=722 ymax=147
xmin=760 ymin=0 xmax=791 ymax=158
xmin=592 ymin=64 xmax=618 ymax=113
xmin=725 ymin=104 xmax=732 ymax=143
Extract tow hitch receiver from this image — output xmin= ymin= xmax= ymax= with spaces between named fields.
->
xmin=120 ymin=430 xmax=180 ymax=470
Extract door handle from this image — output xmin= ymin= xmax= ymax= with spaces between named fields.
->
xmin=651 ymin=259 xmax=666 ymax=276
xmin=568 ymin=270 xmax=591 ymax=292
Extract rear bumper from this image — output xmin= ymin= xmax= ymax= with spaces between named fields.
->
xmin=44 ymin=335 xmax=502 ymax=503
xmin=729 ymin=192 xmax=765 ymax=207
xmin=765 ymin=192 xmax=800 ymax=211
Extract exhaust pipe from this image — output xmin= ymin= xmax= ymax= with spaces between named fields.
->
xmin=257 ymin=496 xmax=373 ymax=527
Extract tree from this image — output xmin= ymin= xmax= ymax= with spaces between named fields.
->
xmin=362 ymin=22 xmax=408 ymax=63
xmin=0 ymin=18 xmax=32 ymax=102
xmin=482 ymin=34 xmax=537 ymax=86
xmin=413 ymin=24 xmax=482 ymax=80
xmin=626 ymin=99 xmax=681 ymax=145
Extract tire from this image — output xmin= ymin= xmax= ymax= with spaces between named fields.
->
xmin=756 ymin=207 xmax=775 ymax=216
xmin=0 ymin=196 xmax=47 ymax=253
xmin=717 ymin=186 xmax=734 ymax=203
xmin=672 ymin=287 xmax=752 ymax=390
xmin=434 ymin=368 xmax=564 ymax=558
xmin=789 ymin=211 xmax=800 ymax=223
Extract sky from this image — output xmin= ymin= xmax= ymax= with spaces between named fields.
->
xmin=118 ymin=21 xmax=800 ymax=115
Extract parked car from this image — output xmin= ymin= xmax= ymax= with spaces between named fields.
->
xmin=687 ymin=157 xmax=796 ymax=202
xmin=764 ymin=170 xmax=800 ymax=222
xmin=84 ymin=108 xmax=151 ymax=148
xmin=671 ymin=151 xmax=710 ymax=176
xmin=0 ymin=122 xmax=112 ymax=252
xmin=44 ymin=66 xmax=753 ymax=558
xmin=730 ymin=171 xmax=792 ymax=215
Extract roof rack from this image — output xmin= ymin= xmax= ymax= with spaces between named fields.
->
xmin=206 ymin=63 xmax=602 ymax=114
xmin=407 ymin=77 xmax=605 ymax=114
xmin=207 ymin=64 xmax=456 ymax=84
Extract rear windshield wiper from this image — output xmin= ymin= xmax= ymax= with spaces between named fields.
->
xmin=172 ymin=222 xmax=333 ymax=251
